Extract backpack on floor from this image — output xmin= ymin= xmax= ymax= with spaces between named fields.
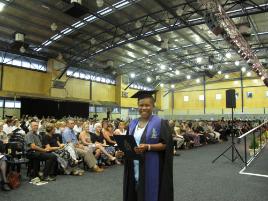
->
xmin=7 ymin=171 xmax=21 ymax=189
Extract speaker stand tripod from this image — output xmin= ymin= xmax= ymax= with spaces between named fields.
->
xmin=212 ymin=107 xmax=244 ymax=164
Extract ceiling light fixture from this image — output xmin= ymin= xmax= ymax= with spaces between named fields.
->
xmin=176 ymin=8 xmax=183 ymax=16
xmin=208 ymin=65 xmax=213 ymax=69
xmin=160 ymin=83 xmax=164 ymax=87
xmin=130 ymin=73 xmax=135 ymax=78
xmin=160 ymin=64 xmax=166 ymax=70
xmin=0 ymin=2 xmax=6 ymax=12
xmin=224 ymin=74 xmax=229 ymax=79
xmin=241 ymin=67 xmax=246 ymax=72
xmin=135 ymin=20 xmax=142 ymax=28
xmin=90 ymin=38 xmax=96 ymax=45
xmin=186 ymin=75 xmax=191 ymax=79
xmin=218 ymin=71 xmax=222 ymax=74
xmin=50 ymin=23 xmax=58 ymax=31
xmin=226 ymin=52 xmax=232 ymax=59
xmin=171 ymin=84 xmax=175 ymax=89
xmin=96 ymin=0 xmax=104 ymax=7
xmin=19 ymin=46 xmax=26 ymax=53
xmin=246 ymin=72 xmax=251 ymax=77
xmin=175 ymin=70 xmax=180 ymax=75
xmin=146 ymin=77 xmax=152 ymax=82
xmin=235 ymin=61 xmax=240 ymax=66
xmin=196 ymin=57 xmax=202 ymax=63
xmin=196 ymin=78 xmax=200 ymax=83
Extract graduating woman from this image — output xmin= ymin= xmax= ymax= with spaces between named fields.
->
xmin=123 ymin=90 xmax=174 ymax=201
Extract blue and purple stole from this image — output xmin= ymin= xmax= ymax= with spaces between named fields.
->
xmin=129 ymin=115 xmax=161 ymax=201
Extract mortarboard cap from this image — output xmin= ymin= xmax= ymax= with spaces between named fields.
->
xmin=131 ymin=90 xmax=157 ymax=101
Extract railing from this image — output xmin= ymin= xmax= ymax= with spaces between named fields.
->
xmin=238 ymin=120 xmax=268 ymax=168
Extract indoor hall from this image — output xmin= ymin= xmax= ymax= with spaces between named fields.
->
xmin=0 ymin=0 xmax=267 ymax=201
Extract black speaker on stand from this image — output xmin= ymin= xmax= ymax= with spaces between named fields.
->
xmin=212 ymin=89 xmax=244 ymax=164
xmin=226 ymin=89 xmax=236 ymax=108
xmin=107 ymin=110 xmax=111 ymax=121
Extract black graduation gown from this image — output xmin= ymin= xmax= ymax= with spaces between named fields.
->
xmin=123 ymin=119 xmax=174 ymax=201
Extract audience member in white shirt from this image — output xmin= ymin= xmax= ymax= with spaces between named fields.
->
xmin=73 ymin=120 xmax=82 ymax=135
xmin=3 ymin=119 xmax=14 ymax=135
xmin=12 ymin=119 xmax=25 ymax=136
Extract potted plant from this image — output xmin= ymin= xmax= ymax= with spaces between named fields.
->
xmin=249 ymin=138 xmax=259 ymax=156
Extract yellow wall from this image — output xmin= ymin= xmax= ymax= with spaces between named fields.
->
xmin=2 ymin=66 xmax=51 ymax=96
xmin=92 ymin=82 xmax=115 ymax=102
xmin=172 ymin=77 xmax=268 ymax=114
xmin=2 ymin=65 xmax=267 ymax=117
xmin=1 ymin=65 xmax=117 ymax=104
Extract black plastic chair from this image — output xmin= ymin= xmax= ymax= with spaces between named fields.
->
xmin=5 ymin=142 xmax=29 ymax=173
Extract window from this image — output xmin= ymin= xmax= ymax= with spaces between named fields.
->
xmin=66 ymin=67 xmax=116 ymax=85
xmin=13 ymin=59 xmax=21 ymax=66
xmin=0 ymin=100 xmax=3 ymax=107
xmin=22 ymin=61 xmax=30 ymax=68
xmin=89 ymin=106 xmax=95 ymax=113
xmin=73 ymin=72 xmax=79 ymax=78
xmin=129 ymin=108 xmax=138 ymax=114
xmin=4 ymin=100 xmax=21 ymax=108
xmin=101 ymin=77 xmax=106 ymax=83
xmin=183 ymin=96 xmax=189 ymax=102
xmin=266 ymin=91 xmax=268 ymax=97
xmin=215 ymin=94 xmax=222 ymax=100
xmin=96 ymin=107 xmax=106 ymax=113
xmin=0 ymin=51 xmax=46 ymax=71
xmin=5 ymin=101 xmax=15 ymax=108
xmin=199 ymin=95 xmax=204 ymax=101
xmin=112 ymin=107 xmax=120 ymax=113
xmin=80 ymin=73 xmax=85 ymax=79
xmin=15 ymin=101 xmax=21 ymax=108
xmin=247 ymin=92 xmax=253 ymax=98
xmin=67 ymin=70 xmax=73 ymax=76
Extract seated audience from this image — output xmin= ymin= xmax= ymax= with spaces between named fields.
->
xmin=102 ymin=123 xmax=116 ymax=146
xmin=79 ymin=123 xmax=120 ymax=164
xmin=25 ymin=120 xmax=58 ymax=181
xmin=12 ymin=119 xmax=26 ymax=136
xmin=113 ymin=121 xmax=126 ymax=135
xmin=43 ymin=123 xmax=83 ymax=176
xmin=3 ymin=119 xmax=14 ymax=137
xmin=169 ymin=120 xmax=184 ymax=154
xmin=0 ymin=122 xmax=8 ymax=144
xmin=62 ymin=119 xmax=103 ymax=173
xmin=90 ymin=123 xmax=105 ymax=144
xmin=0 ymin=140 xmax=11 ymax=191
xmin=73 ymin=120 xmax=82 ymax=136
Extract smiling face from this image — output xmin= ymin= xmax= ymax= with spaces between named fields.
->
xmin=138 ymin=97 xmax=154 ymax=120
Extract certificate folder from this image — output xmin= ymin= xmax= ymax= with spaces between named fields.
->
xmin=114 ymin=135 xmax=140 ymax=159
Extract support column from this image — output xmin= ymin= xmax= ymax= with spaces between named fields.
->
xmin=171 ymin=90 xmax=174 ymax=117
xmin=89 ymin=80 xmax=92 ymax=100
xmin=0 ymin=64 xmax=3 ymax=90
xmin=203 ymin=75 xmax=206 ymax=114
xmin=240 ymin=71 xmax=244 ymax=113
